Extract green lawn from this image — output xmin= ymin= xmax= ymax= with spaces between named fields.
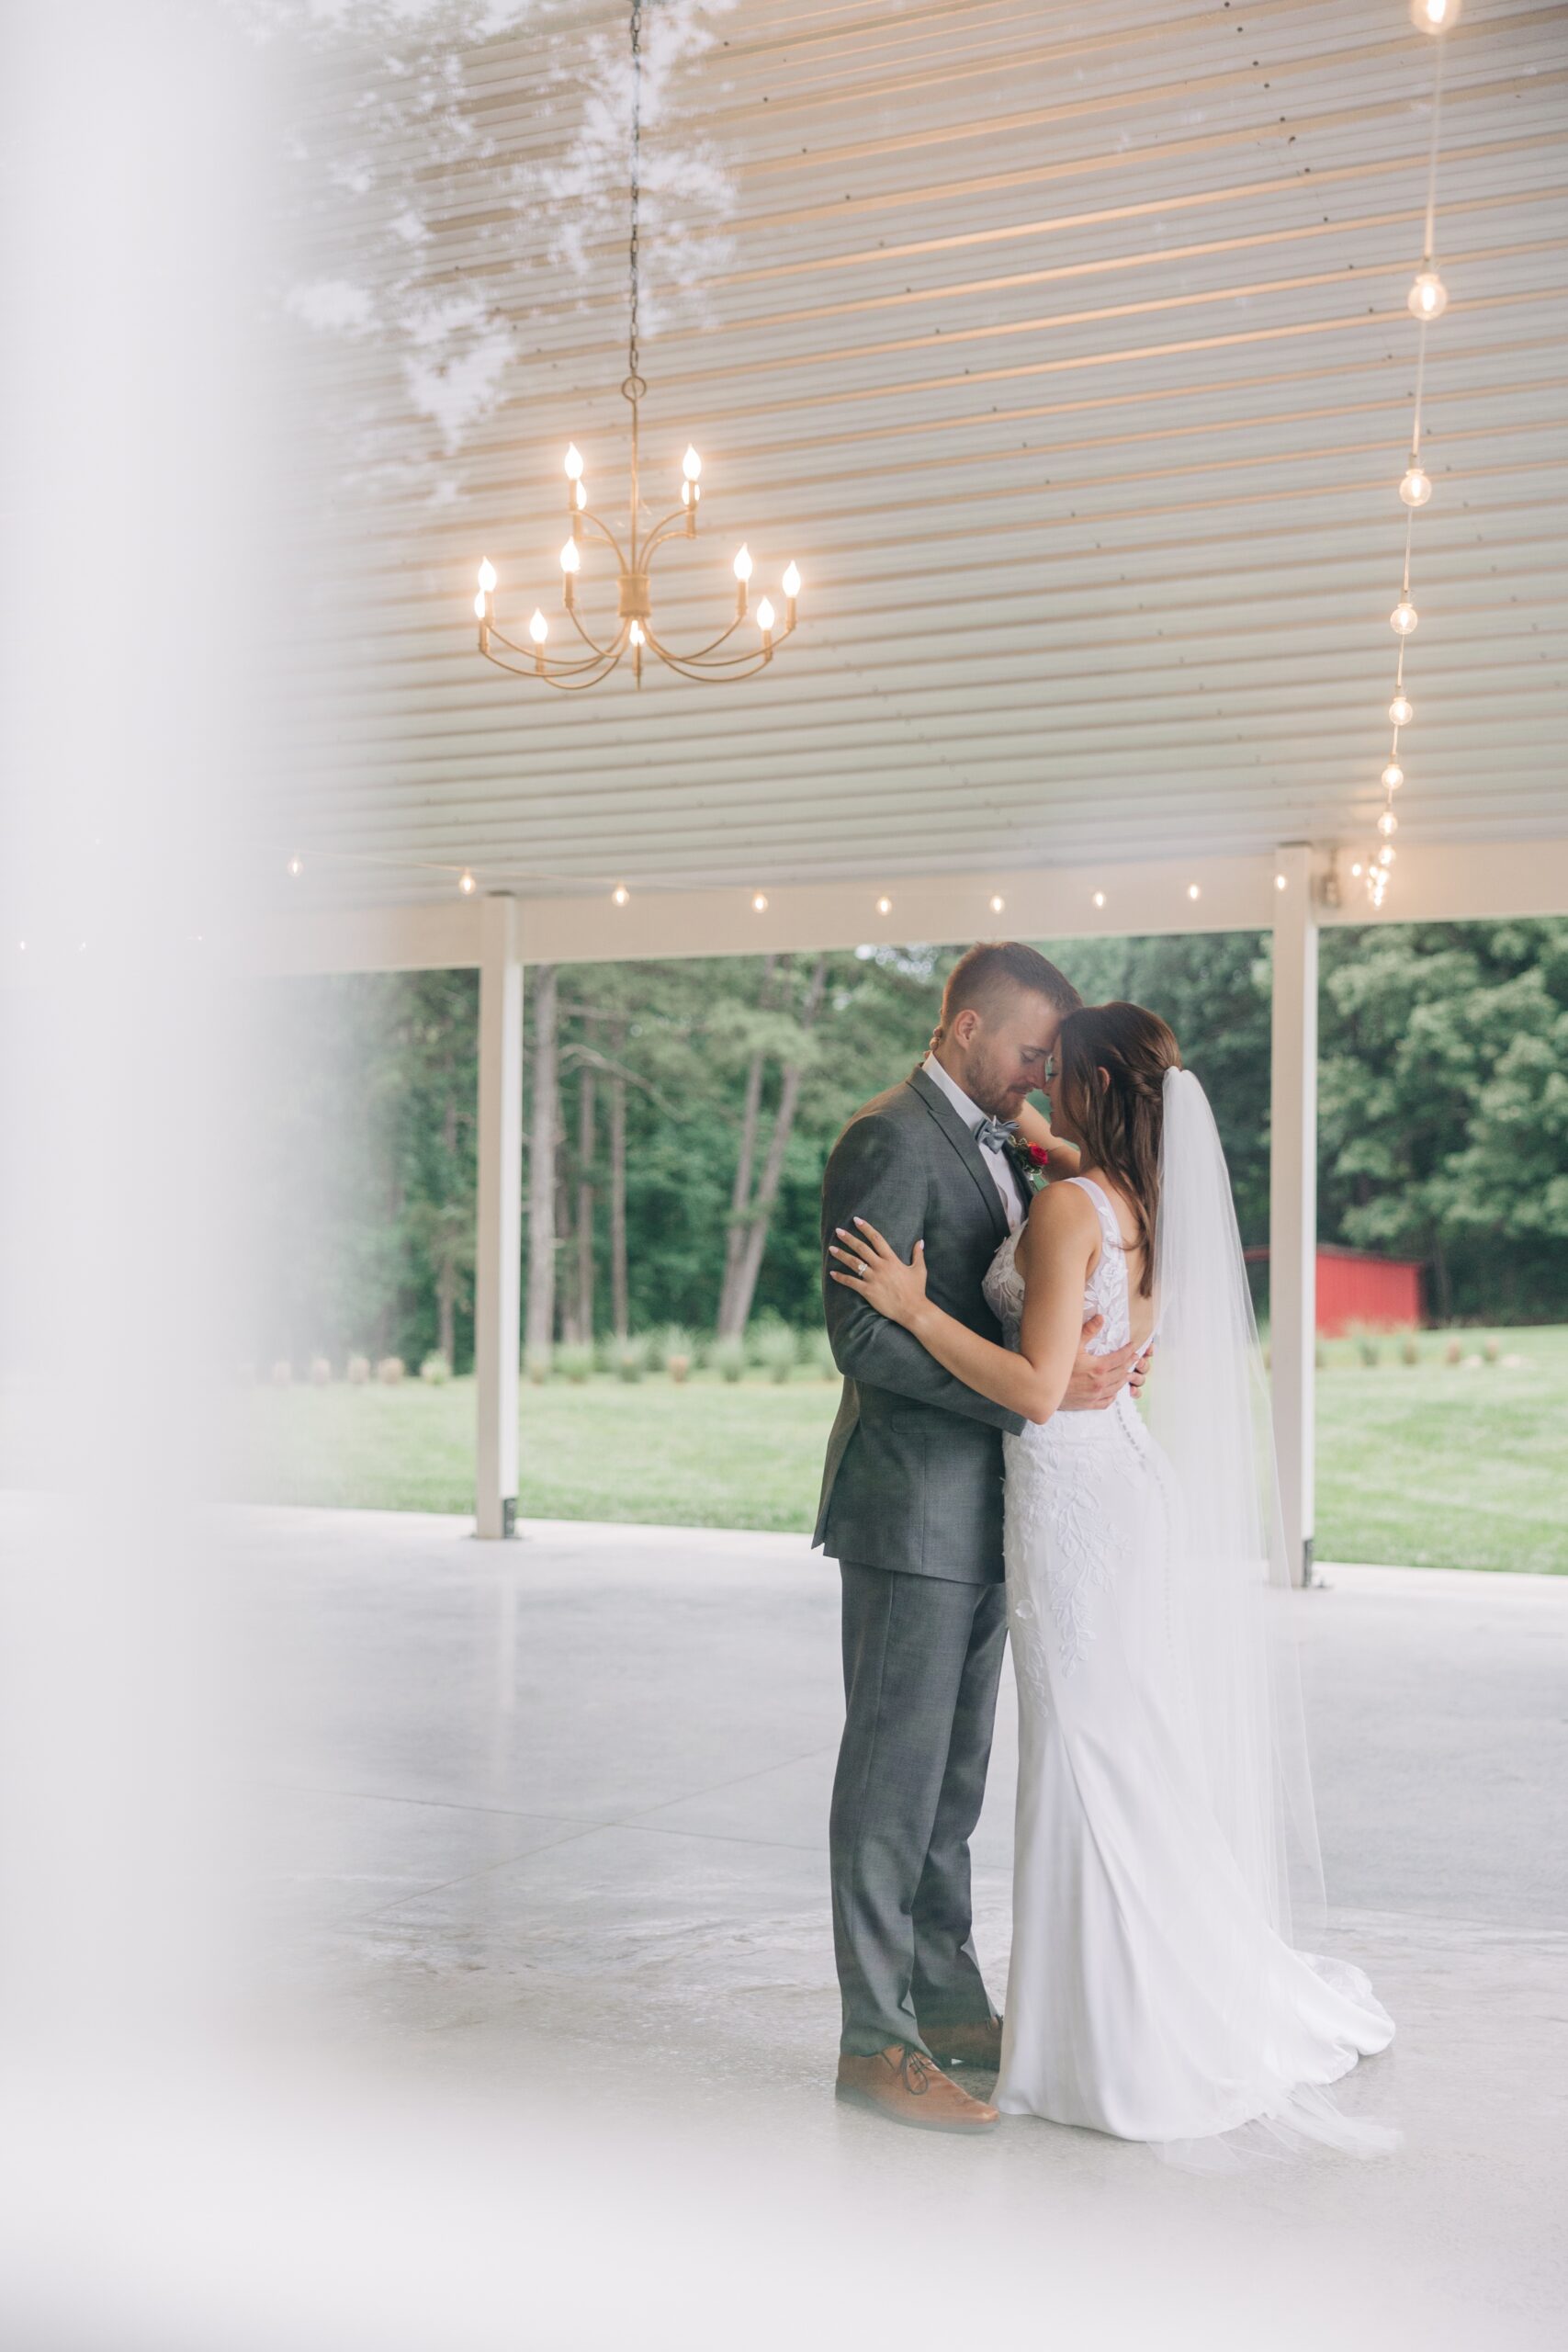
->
xmin=235 ymin=1326 xmax=1568 ymax=1575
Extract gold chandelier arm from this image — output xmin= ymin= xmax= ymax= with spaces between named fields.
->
xmin=565 ymin=605 xmax=623 ymax=658
xmin=533 ymin=654 xmax=630 ymax=692
xmin=489 ymin=619 xmax=618 ymax=666
xmin=638 ymin=508 xmax=694 ymax=566
xmin=482 ymin=638 xmax=626 ymax=682
xmin=644 ymin=613 xmax=750 ymax=664
xmin=649 ymin=643 xmax=773 ymax=684
xmin=577 ymin=509 xmax=630 ymax=571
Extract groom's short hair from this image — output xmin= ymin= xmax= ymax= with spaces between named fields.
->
xmin=939 ymin=941 xmax=1081 ymax=1033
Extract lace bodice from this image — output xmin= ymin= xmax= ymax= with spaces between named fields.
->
xmin=982 ymin=1176 xmax=1133 ymax=1355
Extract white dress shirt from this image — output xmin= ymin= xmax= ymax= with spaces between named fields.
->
xmin=921 ymin=1053 xmax=1024 ymax=1230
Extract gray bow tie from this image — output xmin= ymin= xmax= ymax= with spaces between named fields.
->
xmin=973 ymin=1115 xmax=1019 ymax=1154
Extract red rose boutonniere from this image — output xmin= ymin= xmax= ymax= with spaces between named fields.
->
xmin=1004 ymin=1135 xmax=1055 ymax=1195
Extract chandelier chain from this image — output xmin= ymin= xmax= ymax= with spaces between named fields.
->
xmin=624 ymin=0 xmax=645 ymax=402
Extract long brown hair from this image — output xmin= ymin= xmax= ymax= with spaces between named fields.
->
xmin=1055 ymin=1002 xmax=1181 ymax=1297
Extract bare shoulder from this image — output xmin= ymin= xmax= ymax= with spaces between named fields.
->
xmin=1027 ymin=1179 xmax=1099 ymax=1233
xmin=1020 ymin=1178 xmax=1100 ymax=1262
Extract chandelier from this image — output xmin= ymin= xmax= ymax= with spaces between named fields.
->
xmin=470 ymin=0 xmax=801 ymax=692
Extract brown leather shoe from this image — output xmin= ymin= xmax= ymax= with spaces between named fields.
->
xmin=921 ymin=2015 xmax=1003 ymax=2071
xmin=836 ymin=2043 xmax=999 ymax=2133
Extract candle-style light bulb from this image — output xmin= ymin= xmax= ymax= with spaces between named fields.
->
xmin=733 ymin=545 xmax=753 ymax=582
xmin=989 ymin=895 xmax=1005 ymax=914
xmin=612 ymin=885 xmax=629 ymax=907
xmin=1411 ymin=0 xmax=1461 ymax=30
xmin=1391 ymin=594 xmax=1418 ymax=636
xmin=1399 ymin=465 xmax=1432 ymax=507
xmin=782 ymin=561 xmax=801 ymax=599
xmin=628 ymin=620 xmax=645 ymax=647
xmin=1408 ymin=267 xmax=1448 ymax=321
xmin=757 ymin=597 xmax=775 ymax=635
xmin=529 ymin=609 xmax=548 ymax=645
xmin=876 ymin=896 xmax=892 ymax=915
xmin=560 ymin=538 xmax=581 ymax=574
xmin=564 ymin=444 xmax=584 ymax=481
xmin=752 ymin=892 xmax=768 ymax=913
xmin=1389 ymin=691 xmax=1414 ymax=727
xmin=473 ymin=590 xmax=488 ymax=619
xmin=1382 ymin=762 xmax=1404 ymax=791
xmin=477 ymin=558 xmax=497 ymax=593
xmin=682 ymin=445 xmax=702 ymax=481
xmin=574 ymin=480 xmax=587 ymax=511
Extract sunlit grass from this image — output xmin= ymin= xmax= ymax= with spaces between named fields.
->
xmin=231 ymin=1326 xmax=1568 ymax=1575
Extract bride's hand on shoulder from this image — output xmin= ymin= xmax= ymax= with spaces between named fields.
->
xmin=829 ymin=1217 xmax=930 ymax=1330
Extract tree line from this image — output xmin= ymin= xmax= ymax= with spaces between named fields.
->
xmin=252 ymin=918 xmax=1568 ymax=1374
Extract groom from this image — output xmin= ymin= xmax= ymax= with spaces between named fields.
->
xmin=816 ymin=941 xmax=1145 ymax=2132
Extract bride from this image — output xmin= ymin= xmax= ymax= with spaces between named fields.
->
xmin=829 ymin=1001 xmax=1395 ymax=2158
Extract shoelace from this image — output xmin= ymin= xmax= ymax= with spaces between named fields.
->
xmin=886 ymin=2046 xmax=935 ymax=2097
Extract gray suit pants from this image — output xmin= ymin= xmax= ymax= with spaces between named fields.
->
xmin=829 ymin=1560 xmax=1007 ymax=2055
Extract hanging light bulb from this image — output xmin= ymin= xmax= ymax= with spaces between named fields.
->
xmin=529 ymin=610 xmax=548 ymax=645
xmin=1188 ymin=884 xmax=1201 ymax=901
xmin=1399 ymin=464 xmax=1432 ymax=507
xmin=1391 ymin=594 xmax=1418 ymax=636
xmin=1350 ymin=860 xmax=1365 ymax=879
xmin=1389 ymin=691 xmax=1414 ymax=728
xmin=989 ymin=894 xmax=1005 ymax=914
xmin=612 ymin=885 xmax=629 ymax=907
xmin=1378 ymin=843 xmax=1396 ymax=866
xmin=1411 ymin=0 xmax=1461 ymax=30
xmin=564 ymin=444 xmax=584 ymax=481
xmin=477 ymin=559 xmax=497 ymax=594
xmin=458 ymin=870 xmax=477 ymax=895
xmin=1378 ymin=809 xmax=1399 ymax=838
xmin=1408 ymin=266 xmax=1448 ymax=322
xmin=1092 ymin=890 xmax=1106 ymax=909
xmin=751 ymin=891 xmax=769 ymax=912
xmin=1382 ymin=761 xmax=1405 ymax=791
xmin=1275 ymin=874 xmax=1288 ymax=892
xmin=876 ymin=896 xmax=892 ymax=916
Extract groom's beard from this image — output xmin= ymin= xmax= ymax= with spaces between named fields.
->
xmin=963 ymin=1047 xmax=1029 ymax=1122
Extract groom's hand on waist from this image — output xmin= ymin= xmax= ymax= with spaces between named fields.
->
xmin=1059 ymin=1317 xmax=1140 ymax=1411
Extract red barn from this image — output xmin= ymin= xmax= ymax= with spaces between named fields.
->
xmin=1245 ymin=1246 xmax=1425 ymax=1336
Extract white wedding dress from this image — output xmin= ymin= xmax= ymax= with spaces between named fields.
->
xmin=983 ymin=1161 xmax=1395 ymax=2159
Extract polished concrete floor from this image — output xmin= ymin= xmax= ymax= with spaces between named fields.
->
xmin=247 ymin=1508 xmax=1567 ymax=2348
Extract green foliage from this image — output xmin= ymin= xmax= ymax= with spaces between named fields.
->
xmin=711 ymin=1335 xmax=747 ymax=1384
xmin=1318 ymin=920 xmax=1568 ymax=1321
xmin=556 ymin=1341 xmax=594 ymax=1385
xmin=248 ymin=921 xmax=1568 ymax=1374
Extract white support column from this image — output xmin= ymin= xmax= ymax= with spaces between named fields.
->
xmin=474 ymin=894 xmax=524 ymax=1539
xmin=1269 ymin=844 xmax=1319 ymax=1587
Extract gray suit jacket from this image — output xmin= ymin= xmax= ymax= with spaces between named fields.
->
xmin=814 ymin=1067 xmax=1027 ymax=1583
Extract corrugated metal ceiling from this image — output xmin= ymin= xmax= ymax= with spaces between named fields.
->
xmin=270 ymin=0 xmax=1568 ymax=913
